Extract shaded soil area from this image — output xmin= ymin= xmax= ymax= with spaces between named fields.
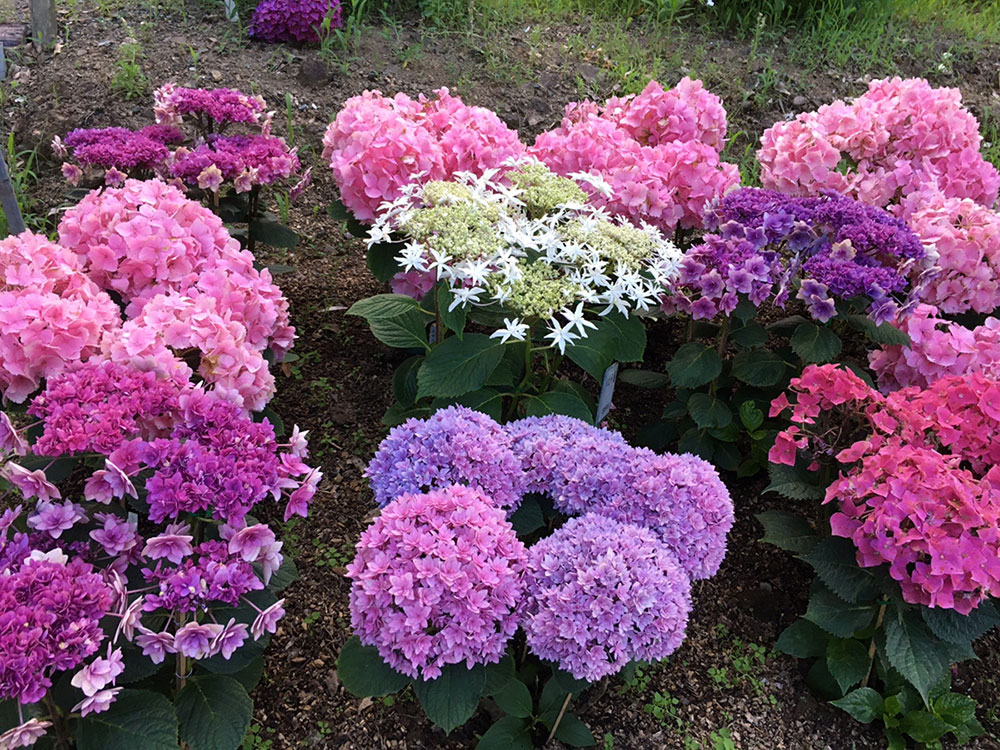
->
xmin=2 ymin=1 xmax=999 ymax=747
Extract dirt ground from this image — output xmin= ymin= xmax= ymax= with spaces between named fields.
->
xmin=2 ymin=1 xmax=999 ymax=747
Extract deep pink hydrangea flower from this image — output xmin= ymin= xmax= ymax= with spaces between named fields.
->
xmin=523 ymin=514 xmax=691 ymax=682
xmin=0 ymin=231 xmax=121 ymax=402
xmin=249 ymin=0 xmax=342 ymax=43
xmin=366 ymin=405 xmax=525 ymax=514
xmin=154 ymin=83 xmax=267 ymax=131
xmin=323 ymin=88 xmax=525 ymax=222
xmin=759 ymin=77 xmax=1000 ymax=209
xmin=170 ymin=134 xmax=301 ymax=191
xmin=347 ymin=485 xmax=527 ymax=680
xmin=62 ymin=127 xmax=170 ymax=172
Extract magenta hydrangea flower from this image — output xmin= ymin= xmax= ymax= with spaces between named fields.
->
xmin=347 ymin=485 xmax=527 ymax=680
xmin=143 ymin=539 xmax=265 ymax=613
xmin=170 ymin=134 xmax=301 ymax=192
xmin=154 ymin=83 xmax=267 ymax=131
xmin=365 ymin=405 xmax=525 ymax=513
xmin=523 ymin=514 xmax=691 ymax=682
xmin=28 ymin=361 xmax=181 ymax=456
xmin=249 ymin=0 xmax=342 ymax=43
xmin=0 ymin=556 xmax=113 ymax=703
xmin=61 ymin=127 xmax=170 ymax=173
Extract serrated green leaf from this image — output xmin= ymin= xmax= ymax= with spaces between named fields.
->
xmin=732 ymin=297 xmax=757 ymax=322
xmin=417 ymin=334 xmax=505 ymax=399
xmin=525 ymin=391 xmax=593 ymax=422
xmin=437 ymin=285 xmax=468 ymax=338
xmin=763 ymin=463 xmax=825 ymax=500
xmin=900 ymin=710 xmax=951 ymax=743
xmin=76 ymin=689 xmax=178 ymax=750
xmin=476 ymin=716 xmax=533 ymax=750
xmin=790 ymin=323 xmax=843 ymax=363
xmin=933 ymin=692 xmax=978 ymax=728
xmin=450 ymin=388 xmax=505 ymax=422
xmin=249 ymin=219 xmax=299 ymax=249
xmin=738 ymin=400 xmax=764 ymax=431
xmin=831 ymin=687 xmax=884 ymax=724
xmin=884 ymin=610 xmax=953 ymax=706
xmin=510 ymin=493 xmax=544 ymax=536
xmin=265 ymin=554 xmax=298 ymax=593
xmin=366 ymin=241 xmax=403 ymax=281
xmin=554 ymin=713 xmax=595 ymax=747
xmin=392 ymin=356 xmax=423 ymax=407
xmin=775 ymin=619 xmax=829 ymax=658
xmin=618 ymin=370 xmax=671 ymax=389
xmin=412 ymin=663 xmax=486 ymax=734
xmin=484 ymin=655 xmax=516 ymax=697
xmin=756 ymin=510 xmax=818 ymax=554
xmin=826 ymin=638 xmax=871 ymax=694
xmin=730 ymin=322 xmax=768 ymax=349
xmin=801 ymin=537 xmax=878 ymax=603
xmin=804 ymin=581 xmax=876 ymax=638
xmin=666 ymin=342 xmax=722 ymax=389
xmin=677 ymin=426 xmax=715 ymax=461
xmin=731 ymin=350 xmax=786 ymax=387
xmin=921 ymin=600 xmax=1000 ymax=644
xmin=337 ymin=637 xmax=411 ymax=697
xmin=687 ymin=393 xmax=733 ymax=429
xmin=493 ymin=679 xmax=533 ymax=718
xmin=845 ymin=314 xmax=910 ymax=346
xmin=176 ymin=676 xmax=252 ymax=750
xmin=348 ymin=294 xmax=427 ymax=320
xmin=566 ymin=313 xmax=646 ymax=381
xmin=348 ymin=295 xmax=431 ymax=351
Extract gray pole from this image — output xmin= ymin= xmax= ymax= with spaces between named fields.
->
xmin=29 ymin=0 xmax=58 ymax=48
xmin=0 ymin=150 xmax=26 ymax=237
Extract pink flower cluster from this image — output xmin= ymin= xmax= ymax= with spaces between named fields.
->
xmin=322 ymin=88 xmax=526 ymax=221
xmin=868 ymin=304 xmax=1000 ymax=391
xmin=758 ymin=77 xmax=1000 ymax=209
xmin=170 ymin=134 xmax=302 ymax=193
xmin=770 ymin=365 xmax=1000 ymax=612
xmin=0 ymin=231 xmax=121 ymax=403
xmin=154 ymin=83 xmax=267 ymax=132
xmin=894 ymin=186 xmax=1000 ymax=314
xmin=346 ymin=485 xmax=527 ymax=680
xmin=530 ymin=78 xmax=739 ymax=232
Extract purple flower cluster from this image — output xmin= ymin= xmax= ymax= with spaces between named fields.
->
xmin=0 ymin=554 xmax=112 ymax=703
xmin=249 ymin=0 xmax=342 ymax=43
xmin=154 ymin=84 xmax=267 ymax=131
xmin=346 ymin=485 xmax=527 ymax=680
xmin=143 ymin=539 xmax=266 ymax=612
xmin=27 ymin=362 xmax=179 ymax=457
xmin=666 ymin=188 xmax=927 ymax=323
xmin=523 ymin=514 xmax=691 ymax=682
xmin=60 ymin=127 xmax=171 ymax=172
xmin=171 ymin=134 xmax=302 ymax=193
xmin=366 ymin=405 xmax=524 ymax=514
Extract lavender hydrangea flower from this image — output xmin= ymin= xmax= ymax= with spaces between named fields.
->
xmin=249 ymin=0 xmax=342 ymax=44
xmin=346 ymin=485 xmax=527 ymax=680
xmin=523 ymin=514 xmax=691 ymax=682
xmin=366 ymin=405 xmax=525 ymax=513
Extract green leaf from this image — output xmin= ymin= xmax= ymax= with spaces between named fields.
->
xmin=677 ymin=426 xmax=715 ymax=461
xmin=921 ymin=600 xmax=1000 ymax=644
xmin=249 ymin=219 xmax=299 ymax=249
xmin=437 ymin=285 xmax=468 ymax=338
xmin=845 ymin=315 xmax=910 ymax=346
xmin=767 ymin=314 xmax=811 ymax=335
xmin=452 ymin=388 xmax=505 ymax=422
xmin=900 ymin=710 xmax=951 ymax=743
xmin=476 ymin=716 xmax=533 ymax=750
xmin=885 ymin=728 xmax=906 ymax=750
xmin=801 ymin=537 xmax=878 ymax=603
xmin=566 ymin=312 xmax=646 ymax=381
xmin=348 ymin=295 xmax=431 ymax=351
xmin=826 ymin=638 xmax=871 ymax=694
xmin=775 ymin=619 xmax=829 ymax=659
xmin=327 ymin=199 xmax=351 ymax=221
xmin=738 ymin=400 xmax=764 ymax=431
xmin=265 ymin=554 xmax=298 ymax=593
xmin=228 ymin=655 xmax=266 ymax=693
xmin=509 ymin=494 xmax=545 ymax=536
xmin=76 ymin=689 xmax=178 ymax=750
xmin=790 ymin=323 xmax=843 ymax=363
xmin=417 ymin=334 xmax=505 ymax=399
xmin=176 ymin=675 xmax=252 ymax=750
xmin=831 ymin=687 xmax=884 ymax=724
xmin=730 ymin=322 xmax=768 ymax=349
xmin=666 ymin=342 xmax=722 ymax=389
xmin=348 ymin=294 xmax=427 ymax=320
xmin=884 ymin=609 xmax=953 ymax=705
xmin=756 ymin=510 xmax=817 ymax=554
xmin=933 ymin=692 xmax=978 ymax=728
xmin=731 ymin=350 xmax=786 ymax=387
xmin=618 ymin=369 xmax=670 ymax=389
xmin=484 ymin=655 xmax=516 ymax=697
xmin=554 ymin=713 xmax=595 ymax=747
xmin=804 ymin=581 xmax=876 ymax=638
xmin=337 ymin=636 xmax=411 ymax=697
xmin=367 ymin=241 xmax=403 ymax=282
xmin=552 ymin=667 xmax=590 ymax=694
xmin=687 ymin=393 xmax=733 ymax=429
xmin=493 ymin=679 xmax=533 ymax=718
xmin=763 ymin=463 xmax=825 ymax=501
xmin=412 ymin=662 xmax=486 ymax=734
xmin=732 ymin=297 xmax=757 ymax=322
xmin=525 ymin=391 xmax=593 ymax=422
xmin=392 ymin=356 xmax=423 ymax=407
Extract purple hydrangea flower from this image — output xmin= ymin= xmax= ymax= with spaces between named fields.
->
xmin=366 ymin=405 xmax=525 ymax=514
xmin=523 ymin=514 xmax=691 ymax=682
xmin=249 ymin=0 xmax=342 ymax=44
xmin=346 ymin=484 xmax=527 ymax=681
xmin=62 ymin=127 xmax=170 ymax=172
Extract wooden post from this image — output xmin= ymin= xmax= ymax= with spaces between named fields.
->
xmin=0 ymin=44 xmax=6 ymax=82
xmin=0 ymin=150 xmax=26 ymax=237
xmin=29 ymin=0 xmax=58 ymax=48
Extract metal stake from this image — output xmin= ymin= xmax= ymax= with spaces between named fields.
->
xmin=0 ymin=149 xmax=26 ymax=237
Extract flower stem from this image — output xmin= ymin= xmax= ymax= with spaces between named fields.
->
xmin=175 ymin=610 xmax=189 ymax=693
xmin=545 ymin=692 xmax=573 ymax=744
xmin=861 ymin=602 xmax=888 ymax=688
xmin=42 ymin=692 xmax=71 ymax=750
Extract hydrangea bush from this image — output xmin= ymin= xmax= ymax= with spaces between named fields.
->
xmin=340 ymin=407 xmax=732 ymax=745
xmin=249 ymin=0 xmax=342 ymax=44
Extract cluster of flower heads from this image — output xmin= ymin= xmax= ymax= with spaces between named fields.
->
xmin=322 ymin=88 xmax=526 ymax=221
xmin=352 ymin=406 xmax=732 ymax=682
xmin=249 ymin=0 xmax=342 ymax=43
xmin=171 ymin=133 xmax=305 ymax=194
xmin=0 ymin=231 xmax=121 ymax=403
xmin=154 ymin=83 xmax=268 ymax=133
xmin=868 ymin=304 xmax=1000 ymax=391
xmin=370 ymin=162 xmax=683 ymax=353
xmin=529 ymin=78 xmax=739 ymax=233
xmin=758 ymin=77 xmax=1000 ymax=209
xmin=54 ymin=179 xmax=294 ymax=409
xmin=53 ymin=125 xmax=184 ymax=185
xmin=346 ymin=485 xmax=526 ymax=680
xmin=663 ymin=188 xmax=928 ymax=323
xmin=769 ymin=364 xmax=1000 ymax=613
